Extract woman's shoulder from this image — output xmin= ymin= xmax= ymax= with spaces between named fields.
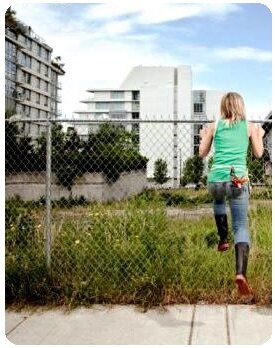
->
xmin=207 ymin=122 xmax=216 ymax=135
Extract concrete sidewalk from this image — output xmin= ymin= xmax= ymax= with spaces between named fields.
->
xmin=5 ymin=304 xmax=272 ymax=345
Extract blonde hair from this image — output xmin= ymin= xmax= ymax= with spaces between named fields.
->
xmin=220 ymin=92 xmax=246 ymax=125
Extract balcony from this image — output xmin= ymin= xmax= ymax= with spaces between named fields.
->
xmin=193 ymin=113 xmax=207 ymax=120
xmin=12 ymin=90 xmax=25 ymax=102
xmin=20 ymin=65 xmax=51 ymax=82
xmin=56 ymin=95 xmax=62 ymax=103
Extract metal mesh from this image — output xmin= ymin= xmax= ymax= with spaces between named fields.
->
xmin=5 ymin=118 xmax=272 ymax=306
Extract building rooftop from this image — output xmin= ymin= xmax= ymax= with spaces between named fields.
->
xmin=86 ymin=89 xmax=139 ymax=92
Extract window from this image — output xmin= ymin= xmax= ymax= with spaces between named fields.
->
xmin=5 ymin=79 xmax=16 ymax=97
xmin=132 ymin=102 xmax=139 ymax=111
xmin=23 ymin=123 xmax=31 ymax=135
xmin=95 ymin=102 xmax=109 ymax=110
xmin=193 ymin=124 xmax=203 ymax=155
xmin=25 ymin=37 xmax=32 ymax=50
xmin=110 ymin=102 xmax=124 ymax=111
xmin=24 ymin=72 xmax=31 ymax=84
xmin=5 ymin=41 xmax=16 ymax=60
xmin=20 ymin=53 xmax=26 ymax=66
xmin=194 ymin=103 xmax=203 ymax=113
xmin=25 ymin=89 xmax=31 ymax=101
xmin=5 ymin=59 xmax=16 ymax=80
xmin=45 ymin=66 xmax=49 ymax=77
xmin=41 ymin=47 xmax=50 ymax=61
xmin=110 ymin=91 xmax=124 ymax=99
xmin=193 ymin=91 xmax=205 ymax=104
xmin=110 ymin=113 xmax=127 ymax=119
xmin=32 ymin=108 xmax=38 ymax=118
xmin=132 ymin=113 xmax=139 ymax=119
xmin=51 ymin=71 xmax=57 ymax=82
xmin=23 ymin=105 xmax=30 ymax=116
xmin=36 ymin=78 xmax=40 ymax=89
xmin=36 ymin=93 xmax=40 ymax=104
xmin=132 ymin=91 xmax=140 ymax=100
xmin=199 ymin=92 xmax=205 ymax=102
xmin=37 ymin=61 xmax=41 ymax=73
xmin=46 ymin=50 xmax=50 ymax=61
xmin=44 ymin=81 xmax=48 ymax=92
xmin=25 ymin=55 xmax=32 ymax=68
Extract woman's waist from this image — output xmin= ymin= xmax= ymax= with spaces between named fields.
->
xmin=211 ymin=163 xmax=247 ymax=170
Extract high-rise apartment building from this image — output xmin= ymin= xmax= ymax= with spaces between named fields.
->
xmin=5 ymin=9 xmax=65 ymax=137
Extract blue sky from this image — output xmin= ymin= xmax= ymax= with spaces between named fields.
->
xmin=11 ymin=2 xmax=272 ymax=119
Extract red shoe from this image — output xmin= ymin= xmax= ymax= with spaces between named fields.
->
xmin=235 ymin=274 xmax=251 ymax=295
xmin=218 ymin=241 xmax=229 ymax=252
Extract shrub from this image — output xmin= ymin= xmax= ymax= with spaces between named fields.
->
xmin=153 ymin=159 xmax=168 ymax=184
xmin=182 ymin=155 xmax=204 ymax=186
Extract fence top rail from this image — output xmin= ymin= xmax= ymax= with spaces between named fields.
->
xmin=5 ymin=118 xmax=272 ymax=124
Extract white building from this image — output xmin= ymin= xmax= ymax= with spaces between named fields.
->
xmin=73 ymin=65 xmax=224 ymax=185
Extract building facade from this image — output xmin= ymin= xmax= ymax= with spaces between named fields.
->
xmin=73 ymin=65 xmax=224 ymax=184
xmin=5 ymin=13 xmax=65 ymax=137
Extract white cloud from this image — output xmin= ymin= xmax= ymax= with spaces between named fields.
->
xmin=214 ymin=46 xmax=272 ymax=62
xmin=192 ymin=63 xmax=212 ymax=74
xmin=174 ymin=43 xmax=272 ymax=64
xmin=84 ymin=3 xmax=240 ymax=25
xmin=101 ymin=19 xmax=133 ymax=35
xmin=138 ymin=3 xmax=240 ymax=24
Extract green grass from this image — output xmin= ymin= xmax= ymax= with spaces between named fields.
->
xmin=5 ymin=196 xmax=271 ymax=309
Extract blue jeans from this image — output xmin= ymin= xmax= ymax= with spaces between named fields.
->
xmin=208 ymin=181 xmax=250 ymax=245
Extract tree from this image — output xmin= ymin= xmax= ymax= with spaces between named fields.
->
xmin=5 ymin=113 xmax=40 ymax=173
xmin=5 ymin=7 xmax=27 ymax=35
xmin=153 ymin=159 xmax=168 ymax=184
xmin=6 ymin=121 xmax=148 ymax=188
xmin=181 ymin=155 xmax=204 ymax=186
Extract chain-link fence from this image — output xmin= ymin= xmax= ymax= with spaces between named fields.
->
xmin=5 ymin=118 xmax=272 ymax=307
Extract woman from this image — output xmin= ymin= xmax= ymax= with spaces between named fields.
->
xmin=199 ymin=92 xmax=265 ymax=295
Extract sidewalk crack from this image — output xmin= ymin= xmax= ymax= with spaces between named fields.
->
xmin=188 ymin=305 xmax=196 ymax=345
xmin=6 ymin=316 xmax=28 ymax=337
xmin=226 ymin=305 xmax=231 ymax=345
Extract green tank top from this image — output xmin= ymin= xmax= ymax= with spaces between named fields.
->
xmin=207 ymin=119 xmax=249 ymax=182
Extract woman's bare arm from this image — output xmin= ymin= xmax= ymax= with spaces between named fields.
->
xmin=199 ymin=123 xmax=215 ymax=158
xmin=249 ymin=122 xmax=265 ymax=158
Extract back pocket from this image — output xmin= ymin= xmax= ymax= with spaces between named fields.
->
xmin=230 ymin=184 xmax=244 ymax=198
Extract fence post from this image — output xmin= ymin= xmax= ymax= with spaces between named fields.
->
xmin=173 ymin=121 xmax=178 ymax=188
xmin=173 ymin=68 xmax=179 ymax=188
xmin=44 ymin=119 xmax=52 ymax=269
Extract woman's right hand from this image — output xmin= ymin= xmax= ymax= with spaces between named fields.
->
xmin=252 ymin=123 xmax=265 ymax=138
